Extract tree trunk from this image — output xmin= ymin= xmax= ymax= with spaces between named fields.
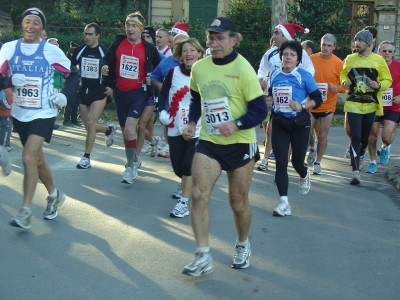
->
xmin=271 ymin=0 xmax=288 ymax=33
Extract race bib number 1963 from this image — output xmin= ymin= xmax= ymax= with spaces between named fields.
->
xmin=273 ymin=86 xmax=293 ymax=113
xmin=382 ymin=88 xmax=393 ymax=107
xmin=119 ymin=54 xmax=139 ymax=79
xmin=14 ymin=76 xmax=42 ymax=109
xmin=203 ymin=97 xmax=232 ymax=135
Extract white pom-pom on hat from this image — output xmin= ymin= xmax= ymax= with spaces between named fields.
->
xmin=275 ymin=23 xmax=310 ymax=40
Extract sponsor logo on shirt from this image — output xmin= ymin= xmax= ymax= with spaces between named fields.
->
xmin=224 ymin=74 xmax=239 ymax=79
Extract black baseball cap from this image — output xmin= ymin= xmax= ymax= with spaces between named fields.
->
xmin=206 ymin=17 xmax=237 ymax=33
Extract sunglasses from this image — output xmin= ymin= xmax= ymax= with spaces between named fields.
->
xmin=381 ymin=50 xmax=393 ymax=53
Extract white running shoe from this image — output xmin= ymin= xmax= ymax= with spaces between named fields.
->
xmin=358 ymin=155 xmax=365 ymax=171
xmin=299 ymin=169 xmax=311 ymax=194
xmin=350 ymin=170 xmax=361 ymax=185
xmin=344 ymin=145 xmax=351 ymax=158
xmin=132 ymin=157 xmax=141 ymax=180
xmin=307 ymin=149 xmax=316 ymax=166
xmin=10 ymin=207 xmax=32 ymax=229
xmin=313 ymin=162 xmax=321 ymax=175
xmin=76 ymin=156 xmax=91 ymax=169
xmin=150 ymin=136 xmax=161 ymax=157
xmin=44 ymin=190 xmax=66 ymax=220
xmin=231 ymin=241 xmax=251 ymax=269
xmin=273 ymin=202 xmax=291 ymax=216
xmin=105 ymin=124 xmax=117 ymax=147
xmin=158 ymin=143 xmax=170 ymax=158
xmin=256 ymin=158 xmax=268 ymax=171
xmin=172 ymin=183 xmax=182 ymax=199
xmin=0 ymin=146 xmax=11 ymax=176
xmin=122 ymin=167 xmax=133 ymax=184
xmin=170 ymin=200 xmax=189 ymax=218
xmin=183 ymin=251 xmax=214 ymax=277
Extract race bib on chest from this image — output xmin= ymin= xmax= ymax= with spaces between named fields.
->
xmin=81 ymin=57 xmax=100 ymax=79
xmin=382 ymin=88 xmax=393 ymax=106
xmin=178 ymin=107 xmax=201 ymax=135
xmin=14 ymin=77 xmax=42 ymax=109
xmin=317 ymin=83 xmax=328 ymax=101
xmin=119 ymin=54 xmax=139 ymax=79
xmin=203 ymin=97 xmax=232 ymax=135
xmin=273 ymin=86 xmax=293 ymax=113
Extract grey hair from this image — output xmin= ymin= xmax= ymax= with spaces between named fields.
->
xmin=321 ymin=33 xmax=337 ymax=46
xmin=378 ymin=40 xmax=395 ymax=52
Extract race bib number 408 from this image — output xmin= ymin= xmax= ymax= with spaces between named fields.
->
xmin=317 ymin=83 xmax=328 ymax=101
xmin=382 ymin=88 xmax=393 ymax=107
xmin=203 ymin=97 xmax=232 ymax=135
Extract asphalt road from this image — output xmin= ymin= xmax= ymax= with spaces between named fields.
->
xmin=0 ymin=121 xmax=399 ymax=300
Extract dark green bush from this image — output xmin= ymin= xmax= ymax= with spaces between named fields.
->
xmin=288 ymin=0 xmax=353 ymax=60
xmin=1 ymin=0 xmax=355 ymax=62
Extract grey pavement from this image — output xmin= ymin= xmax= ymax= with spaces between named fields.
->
xmin=0 ymin=121 xmax=399 ymax=299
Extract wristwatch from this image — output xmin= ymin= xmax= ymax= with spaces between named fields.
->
xmin=235 ymin=119 xmax=243 ymax=129
xmin=377 ymin=82 xmax=381 ymax=90
xmin=301 ymin=103 xmax=307 ymax=110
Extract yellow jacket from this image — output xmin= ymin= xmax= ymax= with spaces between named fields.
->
xmin=340 ymin=53 xmax=392 ymax=116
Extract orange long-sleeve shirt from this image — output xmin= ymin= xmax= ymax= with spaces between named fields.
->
xmin=309 ymin=53 xmax=345 ymax=113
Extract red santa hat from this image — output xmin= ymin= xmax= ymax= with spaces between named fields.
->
xmin=275 ymin=23 xmax=309 ymax=41
xmin=171 ymin=21 xmax=189 ymax=35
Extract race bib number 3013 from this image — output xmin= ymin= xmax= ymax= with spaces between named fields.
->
xmin=203 ymin=97 xmax=232 ymax=135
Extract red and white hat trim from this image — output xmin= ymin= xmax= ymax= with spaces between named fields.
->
xmin=171 ymin=22 xmax=189 ymax=35
xmin=275 ymin=23 xmax=309 ymax=41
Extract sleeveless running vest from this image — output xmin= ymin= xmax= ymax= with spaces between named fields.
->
xmin=10 ymin=39 xmax=56 ymax=121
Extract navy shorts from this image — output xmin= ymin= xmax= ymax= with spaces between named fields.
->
xmin=375 ymin=110 xmax=400 ymax=123
xmin=13 ymin=117 xmax=55 ymax=145
xmin=195 ymin=140 xmax=260 ymax=171
xmin=113 ymin=87 xmax=147 ymax=127
xmin=146 ymin=96 xmax=156 ymax=106
xmin=77 ymin=86 xmax=108 ymax=106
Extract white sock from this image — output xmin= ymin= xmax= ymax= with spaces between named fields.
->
xmin=22 ymin=206 xmax=31 ymax=211
xmin=371 ymin=160 xmax=376 ymax=164
xmin=280 ymin=196 xmax=289 ymax=205
xmin=180 ymin=197 xmax=189 ymax=204
xmin=236 ymin=238 xmax=249 ymax=246
xmin=150 ymin=137 xmax=156 ymax=145
xmin=49 ymin=189 xmax=57 ymax=199
xmin=196 ymin=246 xmax=210 ymax=253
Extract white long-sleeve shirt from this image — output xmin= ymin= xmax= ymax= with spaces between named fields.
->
xmin=258 ymin=46 xmax=315 ymax=81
